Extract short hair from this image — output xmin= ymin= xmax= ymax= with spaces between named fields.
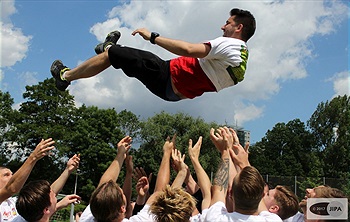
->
xmin=90 ymin=180 xmax=125 ymax=222
xmin=315 ymin=185 xmax=346 ymax=198
xmin=314 ymin=186 xmax=348 ymax=222
xmin=150 ymin=185 xmax=196 ymax=222
xmin=230 ymin=8 xmax=256 ymax=42
xmin=233 ymin=166 xmax=264 ymax=211
xmin=274 ymin=185 xmax=299 ymax=220
xmin=16 ymin=180 xmax=52 ymax=222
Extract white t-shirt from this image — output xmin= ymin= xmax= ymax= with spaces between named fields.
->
xmin=80 ymin=204 xmax=206 ymax=222
xmin=80 ymin=204 xmax=154 ymax=222
xmin=204 ymin=201 xmax=283 ymax=222
xmin=283 ymin=212 xmax=304 ymax=222
xmin=8 ymin=216 xmax=25 ymax=222
xmin=0 ymin=197 xmax=18 ymax=222
xmin=199 ymin=37 xmax=249 ymax=91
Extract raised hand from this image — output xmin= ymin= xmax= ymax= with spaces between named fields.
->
xmin=66 ymin=154 xmax=80 ymax=173
xmin=30 ymin=138 xmax=55 ymax=161
xmin=117 ymin=136 xmax=132 ymax=159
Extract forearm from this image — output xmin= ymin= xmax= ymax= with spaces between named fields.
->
xmin=171 ymin=168 xmax=187 ymax=188
xmin=155 ymin=36 xmax=208 ymax=58
xmin=210 ymin=150 xmax=230 ymax=206
xmin=154 ymin=152 xmax=171 ymax=192
xmin=192 ymin=159 xmax=211 ymax=207
xmin=123 ymin=172 xmax=133 ymax=218
xmin=185 ymin=173 xmax=199 ymax=195
xmin=2 ymin=156 xmax=37 ymax=198
xmin=99 ymin=154 xmax=124 ymax=186
xmin=51 ymin=168 xmax=71 ymax=195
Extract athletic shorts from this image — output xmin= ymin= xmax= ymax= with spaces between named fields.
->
xmin=108 ymin=45 xmax=180 ymax=101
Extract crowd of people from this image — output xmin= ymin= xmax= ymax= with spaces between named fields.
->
xmin=1 ymin=127 xmax=348 ymax=222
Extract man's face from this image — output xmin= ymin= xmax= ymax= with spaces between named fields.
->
xmin=48 ymin=189 xmax=57 ymax=215
xmin=263 ymin=188 xmax=278 ymax=210
xmin=299 ymin=185 xmax=326 ymax=211
xmin=221 ymin=16 xmax=241 ymax=38
xmin=0 ymin=168 xmax=13 ymax=189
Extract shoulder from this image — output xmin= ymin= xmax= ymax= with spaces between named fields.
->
xmin=11 ymin=216 xmax=27 ymax=222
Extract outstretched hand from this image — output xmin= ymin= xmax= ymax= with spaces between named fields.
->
xmin=163 ymin=134 xmax=176 ymax=155
xmin=132 ymin=28 xmax=151 ymax=41
xmin=66 ymin=154 xmax=80 ymax=173
xmin=188 ymin=136 xmax=202 ymax=162
xmin=30 ymin=138 xmax=55 ymax=161
xmin=117 ymin=136 xmax=132 ymax=159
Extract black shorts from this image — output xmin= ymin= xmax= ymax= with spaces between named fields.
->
xmin=108 ymin=45 xmax=180 ymax=101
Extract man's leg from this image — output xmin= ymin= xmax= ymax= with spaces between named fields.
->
xmin=64 ymin=51 xmax=111 ymax=82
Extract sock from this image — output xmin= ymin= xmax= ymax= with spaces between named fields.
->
xmin=105 ymin=44 xmax=112 ymax=51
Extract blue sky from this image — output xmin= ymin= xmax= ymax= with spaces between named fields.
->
xmin=1 ymin=0 xmax=349 ymax=144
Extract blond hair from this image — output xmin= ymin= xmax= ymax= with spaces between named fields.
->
xmin=150 ymin=185 xmax=196 ymax=222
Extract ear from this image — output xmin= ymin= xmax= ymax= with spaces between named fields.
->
xmin=120 ymin=205 xmax=126 ymax=214
xmin=236 ymin=24 xmax=244 ymax=32
xmin=269 ymin=204 xmax=280 ymax=214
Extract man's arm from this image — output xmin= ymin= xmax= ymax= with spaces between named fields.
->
xmin=51 ymin=154 xmax=80 ymax=195
xmin=123 ymin=155 xmax=134 ymax=219
xmin=171 ymin=149 xmax=188 ymax=189
xmin=0 ymin=138 xmax=55 ymax=202
xmin=146 ymin=135 xmax=176 ymax=205
xmin=188 ymin=136 xmax=212 ymax=210
xmin=99 ymin=136 xmax=132 ymax=186
xmin=209 ymin=127 xmax=233 ymax=206
xmin=132 ymin=28 xmax=211 ymax=58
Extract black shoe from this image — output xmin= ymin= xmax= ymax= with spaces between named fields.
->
xmin=50 ymin=60 xmax=70 ymax=91
xmin=94 ymin=30 xmax=121 ymax=54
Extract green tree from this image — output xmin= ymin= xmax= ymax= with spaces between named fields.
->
xmin=132 ymin=111 xmax=221 ymax=183
xmin=4 ymin=78 xmax=77 ymax=184
xmin=249 ymin=119 xmax=321 ymax=177
xmin=0 ymin=91 xmax=15 ymax=164
xmin=308 ymin=95 xmax=350 ymax=187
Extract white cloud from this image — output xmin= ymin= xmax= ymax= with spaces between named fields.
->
xmin=70 ymin=1 xmax=347 ymax=126
xmin=330 ymin=71 xmax=350 ymax=98
xmin=0 ymin=0 xmax=32 ymax=88
xmin=19 ymin=71 xmax=38 ymax=87
xmin=0 ymin=0 xmax=17 ymax=22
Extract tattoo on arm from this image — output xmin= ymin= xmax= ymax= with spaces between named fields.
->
xmin=213 ymin=158 xmax=229 ymax=193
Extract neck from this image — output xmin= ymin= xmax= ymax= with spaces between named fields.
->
xmin=235 ymin=208 xmax=259 ymax=215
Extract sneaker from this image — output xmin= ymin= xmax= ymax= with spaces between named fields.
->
xmin=50 ymin=60 xmax=70 ymax=91
xmin=94 ymin=30 xmax=121 ymax=54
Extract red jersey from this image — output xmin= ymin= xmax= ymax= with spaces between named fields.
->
xmin=170 ymin=57 xmax=216 ymax=99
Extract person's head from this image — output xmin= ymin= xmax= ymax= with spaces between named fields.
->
xmin=263 ymin=185 xmax=299 ymax=220
xmin=232 ymin=166 xmax=265 ymax=213
xmin=300 ymin=185 xmax=347 ymax=222
xmin=150 ymin=185 xmax=196 ymax=222
xmin=222 ymin=8 xmax=256 ymax=42
xmin=0 ymin=166 xmax=13 ymax=189
xmin=16 ymin=180 xmax=56 ymax=222
xmin=90 ymin=180 xmax=126 ymax=222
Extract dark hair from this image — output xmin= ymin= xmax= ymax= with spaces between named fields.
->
xmin=274 ymin=185 xmax=299 ymax=220
xmin=16 ymin=180 xmax=52 ymax=222
xmin=233 ymin=166 xmax=264 ymax=211
xmin=230 ymin=8 xmax=256 ymax=41
xmin=90 ymin=180 xmax=125 ymax=222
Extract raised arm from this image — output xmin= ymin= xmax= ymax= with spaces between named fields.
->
xmin=132 ymin=28 xmax=211 ymax=58
xmin=123 ymin=154 xmax=134 ymax=219
xmin=0 ymin=138 xmax=55 ymax=202
xmin=209 ymin=127 xmax=233 ymax=206
xmin=146 ymin=135 xmax=176 ymax=205
xmin=171 ymin=149 xmax=188 ymax=189
xmin=98 ymin=136 xmax=132 ymax=186
xmin=188 ymin=136 xmax=212 ymax=210
xmin=51 ymin=154 xmax=80 ymax=195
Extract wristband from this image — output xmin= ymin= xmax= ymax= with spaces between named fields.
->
xmin=150 ymin=32 xmax=160 ymax=44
